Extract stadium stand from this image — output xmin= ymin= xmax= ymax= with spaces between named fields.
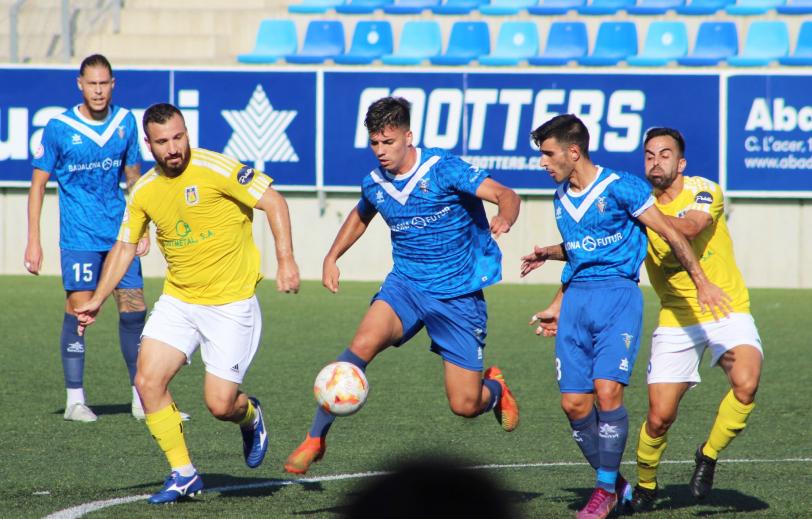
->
xmin=285 ymin=20 xmax=344 ymax=63
xmin=725 ymin=0 xmax=785 ymax=14
xmin=479 ymin=21 xmax=539 ymax=66
xmin=626 ymin=0 xmax=685 ymax=14
xmin=431 ymin=0 xmax=486 ymax=14
xmin=383 ymin=0 xmax=442 ymax=14
xmin=288 ymin=0 xmax=343 ymax=14
xmin=727 ymin=20 xmax=789 ymax=66
xmin=334 ymin=20 xmax=393 ymax=64
xmin=626 ymin=21 xmax=688 ymax=66
xmin=578 ymin=21 xmax=637 ymax=66
xmin=335 ymin=0 xmax=392 ymax=14
xmin=478 ymin=0 xmax=537 ymax=15
xmin=430 ymin=20 xmax=490 ymax=65
xmin=577 ymin=0 xmax=636 ymax=15
xmin=237 ymin=19 xmax=297 ymax=64
xmin=528 ymin=21 xmax=588 ymax=65
xmin=676 ymin=21 xmax=738 ymax=66
xmin=527 ymin=0 xmax=586 ymax=14
xmin=381 ymin=20 xmax=442 ymax=65
xmin=777 ymin=0 xmax=812 ymax=13
xmin=676 ymin=0 xmax=732 ymax=15
xmin=779 ymin=20 xmax=812 ymax=65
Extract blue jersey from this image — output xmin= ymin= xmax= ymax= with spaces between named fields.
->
xmin=32 ymin=104 xmax=140 ymax=251
xmin=555 ymin=167 xmax=654 ymax=284
xmin=357 ymin=147 xmax=502 ymax=299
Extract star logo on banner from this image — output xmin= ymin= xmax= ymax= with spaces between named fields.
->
xmin=221 ymin=84 xmax=299 ymax=171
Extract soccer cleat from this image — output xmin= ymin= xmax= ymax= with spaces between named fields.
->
xmin=132 ymin=402 xmax=190 ymax=422
xmin=64 ymin=403 xmax=98 ymax=422
xmin=284 ymin=433 xmax=326 ymax=475
xmin=484 ymin=366 xmax=519 ymax=432
xmin=147 ymin=471 xmax=203 ymax=504
xmin=631 ymin=483 xmax=658 ymax=512
xmin=576 ymin=487 xmax=617 ymax=519
xmin=615 ymin=474 xmax=633 ymax=512
xmin=690 ymin=443 xmax=717 ymax=499
xmin=241 ymin=397 xmax=268 ymax=468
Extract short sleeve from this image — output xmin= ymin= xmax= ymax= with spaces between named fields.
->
xmin=124 ymin=112 xmax=141 ymax=167
xmin=616 ymin=173 xmax=655 ymax=218
xmin=686 ymin=179 xmax=723 ymax=224
xmin=118 ymin=191 xmax=149 ymax=244
xmin=221 ymin=164 xmax=274 ymax=208
xmin=441 ymin=154 xmax=490 ymax=196
xmin=356 ymin=192 xmax=376 ymax=219
xmin=31 ymin=120 xmax=60 ymax=173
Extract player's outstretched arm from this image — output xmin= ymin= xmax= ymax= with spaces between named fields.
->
xmin=25 ymin=169 xmax=50 ymax=275
xmin=530 ymin=285 xmax=564 ymax=337
xmin=75 ymin=240 xmax=138 ymax=335
xmin=637 ymin=205 xmax=732 ymax=320
xmin=475 ymin=178 xmax=520 ymax=238
xmin=123 ymin=164 xmax=151 ymax=257
xmin=322 ymin=207 xmax=375 ymax=293
xmin=520 ymin=243 xmax=566 ymax=278
xmin=256 ymin=186 xmax=300 ymax=294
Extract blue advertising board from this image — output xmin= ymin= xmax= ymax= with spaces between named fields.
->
xmin=727 ymin=75 xmax=812 ymax=196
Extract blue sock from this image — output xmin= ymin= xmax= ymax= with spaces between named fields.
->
xmin=119 ymin=311 xmax=145 ymax=385
xmin=308 ymin=348 xmax=368 ymax=438
xmin=570 ymin=406 xmax=601 ymax=471
xmin=61 ymin=313 xmax=85 ymax=389
xmin=479 ymin=378 xmax=502 ymax=414
xmin=596 ymin=405 xmax=629 ymax=492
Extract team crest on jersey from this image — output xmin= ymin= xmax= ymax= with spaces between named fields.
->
xmin=185 ymin=186 xmax=200 ymax=206
xmin=118 ymin=125 xmax=125 ymax=139
xmin=597 ymin=196 xmax=607 ymax=214
xmin=375 ymin=190 xmax=385 ymax=204
xmin=419 ymin=178 xmax=430 ymax=192
xmin=621 ymin=332 xmax=633 ymax=349
xmin=71 ymin=134 xmax=82 ymax=145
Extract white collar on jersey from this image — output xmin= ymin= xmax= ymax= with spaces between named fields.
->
xmin=53 ymin=105 xmax=129 ymax=148
xmin=556 ymin=167 xmax=620 ymax=223
xmin=369 ymin=148 xmax=440 ymax=206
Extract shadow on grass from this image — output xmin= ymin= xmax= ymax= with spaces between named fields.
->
xmin=54 ymin=403 xmax=132 ymax=417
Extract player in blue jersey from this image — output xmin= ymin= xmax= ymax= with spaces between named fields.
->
xmin=24 ymin=54 xmax=152 ymax=423
xmin=519 ymin=114 xmax=731 ymax=519
xmin=285 ymin=96 xmax=522 ymax=475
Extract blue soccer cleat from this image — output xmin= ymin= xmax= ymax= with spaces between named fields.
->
xmin=147 ymin=471 xmax=203 ymax=504
xmin=241 ymin=396 xmax=268 ymax=468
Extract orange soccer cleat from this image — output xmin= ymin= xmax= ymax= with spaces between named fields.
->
xmin=484 ymin=366 xmax=519 ymax=432
xmin=284 ymin=433 xmax=326 ymax=475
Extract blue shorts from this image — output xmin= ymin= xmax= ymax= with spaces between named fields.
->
xmin=555 ymin=278 xmax=643 ymax=393
xmin=372 ymin=273 xmax=487 ymax=371
xmin=60 ymin=249 xmax=143 ymax=292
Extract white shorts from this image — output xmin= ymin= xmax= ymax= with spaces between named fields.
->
xmin=142 ymin=294 xmax=262 ymax=383
xmin=647 ymin=313 xmax=763 ymax=386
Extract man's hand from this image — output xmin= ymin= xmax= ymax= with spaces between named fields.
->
xmin=276 ymin=257 xmax=300 ymax=294
xmin=520 ymin=246 xmax=550 ymax=278
xmin=322 ymin=258 xmax=340 ymax=293
xmin=24 ymin=241 xmax=43 ymax=275
xmin=135 ymin=235 xmax=151 ymax=257
xmin=74 ymin=299 xmax=103 ymax=336
xmin=696 ymin=280 xmax=733 ymax=321
xmin=489 ymin=215 xmax=512 ymax=238
xmin=530 ymin=307 xmax=559 ymax=337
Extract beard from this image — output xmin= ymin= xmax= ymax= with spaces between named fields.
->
xmin=155 ymin=143 xmax=191 ymax=178
xmin=646 ymin=168 xmax=675 ymax=190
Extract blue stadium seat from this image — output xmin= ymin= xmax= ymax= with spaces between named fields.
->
xmin=381 ymin=21 xmax=442 ymax=65
xmin=677 ymin=21 xmax=738 ymax=66
xmin=676 ymin=0 xmax=732 ymax=14
xmin=334 ymin=21 xmax=393 ymax=65
xmin=384 ymin=0 xmax=440 ymax=14
xmin=725 ymin=0 xmax=784 ymax=14
xmin=577 ymin=0 xmax=635 ymax=15
xmin=777 ymin=0 xmax=812 ymax=13
xmin=727 ymin=21 xmax=789 ymax=66
xmin=626 ymin=0 xmax=684 ymax=14
xmin=479 ymin=21 xmax=539 ymax=66
xmin=578 ymin=21 xmax=637 ymax=66
xmin=288 ymin=0 xmax=343 ymax=13
xmin=627 ymin=21 xmax=688 ymax=66
xmin=431 ymin=21 xmax=490 ymax=65
xmin=285 ymin=20 xmax=344 ymax=64
xmin=431 ymin=0 xmax=485 ymax=14
xmin=238 ymin=20 xmax=297 ymax=64
xmin=528 ymin=21 xmax=587 ymax=65
xmin=336 ymin=0 xmax=392 ymax=13
xmin=779 ymin=21 xmax=812 ymax=65
xmin=527 ymin=0 xmax=585 ymax=14
xmin=479 ymin=0 xmax=537 ymax=15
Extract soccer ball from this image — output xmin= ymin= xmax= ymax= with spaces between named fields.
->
xmin=313 ymin=361 xmax=369 ymax=416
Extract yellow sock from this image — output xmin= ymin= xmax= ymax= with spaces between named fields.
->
xmin=145 ymin=402 xmax=192 ymax=469
xmin=636 ymin=421 xmax=668 ymax=490
xmin=237 ymin=398 xmax=257 ymax=428
xmin=703 ymin=389 xmax=755 ymax=460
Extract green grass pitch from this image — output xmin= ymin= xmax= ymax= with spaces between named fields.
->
xmin=0 ymin=276 xmax=809 ymax=518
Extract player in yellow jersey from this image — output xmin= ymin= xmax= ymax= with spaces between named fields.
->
xmin=630 ymin=128 xmax=763 ymax=511
xmin=75 ymin=103 xmax=300 ymax=504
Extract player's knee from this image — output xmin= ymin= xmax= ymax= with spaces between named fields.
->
xmin=206 ymin=400 xmax=237 ymax=421
xmin=646 ymin=410 xmax=676 ymax=437
xmin=134 ymin=372 xmax=164 ymax=401
xmin=448 ymin=395 xmax=480 ymax=418
xmin=560 ymin=399 xmax=591 ymax=420
xmin=731 ymin=377 xmax=759 ymax=405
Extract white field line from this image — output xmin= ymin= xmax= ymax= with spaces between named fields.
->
xmin=44 ymin=457 xmax=812 ymax=519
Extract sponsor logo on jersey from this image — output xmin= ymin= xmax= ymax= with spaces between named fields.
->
xmin=231 ymin=363 xmax=240 ymax=373
xmin=565 ymin=232 xmax=623 ymax=252
xmin=619 ymin=358 xmax=629 ymax=372
xmin=391 ymin=206 xmax=451 ymax=232
xmin=71 ymin=134 xmax=82 ymax=145
xmin=66 ymin=158 xmax=122 ymax=173
xmin=694 ymin=191 xmax=713 ymax=204
xmin=176 ymin=220 xmax=192 ymax=237
xmin=375 ymin=189 xmax=385 ymax=204
xmin=237 ymin=166 xmax=255 ymax=185
xmin=621 ymin=332 xmax=633 ymax=349
xmin=185 ymin=186 xmax=199 ymax=206
xmin=555 ymin=206 xmax=562 ymax=220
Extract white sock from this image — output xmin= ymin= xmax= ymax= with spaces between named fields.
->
xmin=67 ymin=388 xmax=85 ymax=407
xmin=173 ymin=463 xmax=196 ymax=477
xmin=132 ymin=386 xmax=143 ymax=408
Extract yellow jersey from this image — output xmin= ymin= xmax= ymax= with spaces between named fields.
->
xmin=645 ymin=176 xmax=750 ymax=327
xmin=119 ymin=148 xmax=273 ymax=305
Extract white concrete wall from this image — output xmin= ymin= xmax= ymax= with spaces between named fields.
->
xmin=2 ymin=188 xmax=809 ymax=288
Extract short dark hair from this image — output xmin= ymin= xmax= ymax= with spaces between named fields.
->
xmin=644 ymin=127 xmax=686 ymax=156
xmin=142 ymin=103 xmax=184 ymax=137
xmin=364 ymin=96 xmax=411 ymax=135
xmin=530 ymin=114 xmax=590 ymax=159
xmin=79 ymin=54 xmax=112 ymax=77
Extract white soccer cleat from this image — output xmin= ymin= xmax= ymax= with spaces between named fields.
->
xmin=64 ymin=403 xmax=98 ymax=422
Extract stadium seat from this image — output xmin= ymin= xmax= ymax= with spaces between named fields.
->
xmin=727 ymin=21 xmax=789 ymax=66
xmin=779 ymin=21 xmax=812 ymax=65
xmin=527 ymin=0 xmax=585 ymax=14
xmin=725 ymin=0 xmax=785 ymax=14
xmin=381 ymin=21 xmax=442 ymax=65
xmin=288 ymin=0 xmax=343 ymax=13
xmin=577 ymin=0 xmax=635 ymax=15
xmin=478 ymin=0 xmax=537 ymax=15
xmin=677 ymin=21 xmax=738 ymax=66
xmin=578 ymin=22 xmax=637 ymax=66
xmin=431 ymin=0 xmax=485 ymax=14
xmin=676 ymin=0 xmax=732 ymax=14
xmin=238 ymin=20 xmax=297 ymax=64
xmin=430 ymin=21 xmax=490 ymax=65
xmin=384 ymin=0 xmax=440 ymax=14
xmin=285 ymin=20 xmax=344 ymax=64
xmin=627 ymin=21 xmax=688 ymax=66
xmin=626 ymin=0 xmax=684 ymax=14
xmin=479 ymin=21 xmax=539 ymax=66
xmin=777 ymin=0 xmax=812 ymax=13
xmin=528 ymin=21 xmax=588 ymax=65
xmin=336 ymin=0 xmax=392 ymax=14
xmin=334 ymin=21 xmax=393 ymax=65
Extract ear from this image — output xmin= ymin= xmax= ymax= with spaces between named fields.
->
xmin=568 ymin=143 xmax=581 ymax=162
xmin=77 ymin=77 xmax=83 ymax=91
xmin=110 ymin=77 xmax=116 ymax=90
xmin=678 ymin=157 xmax=687 ymax=174
xmin=406 ymin=130 xmax=413 ymax=146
